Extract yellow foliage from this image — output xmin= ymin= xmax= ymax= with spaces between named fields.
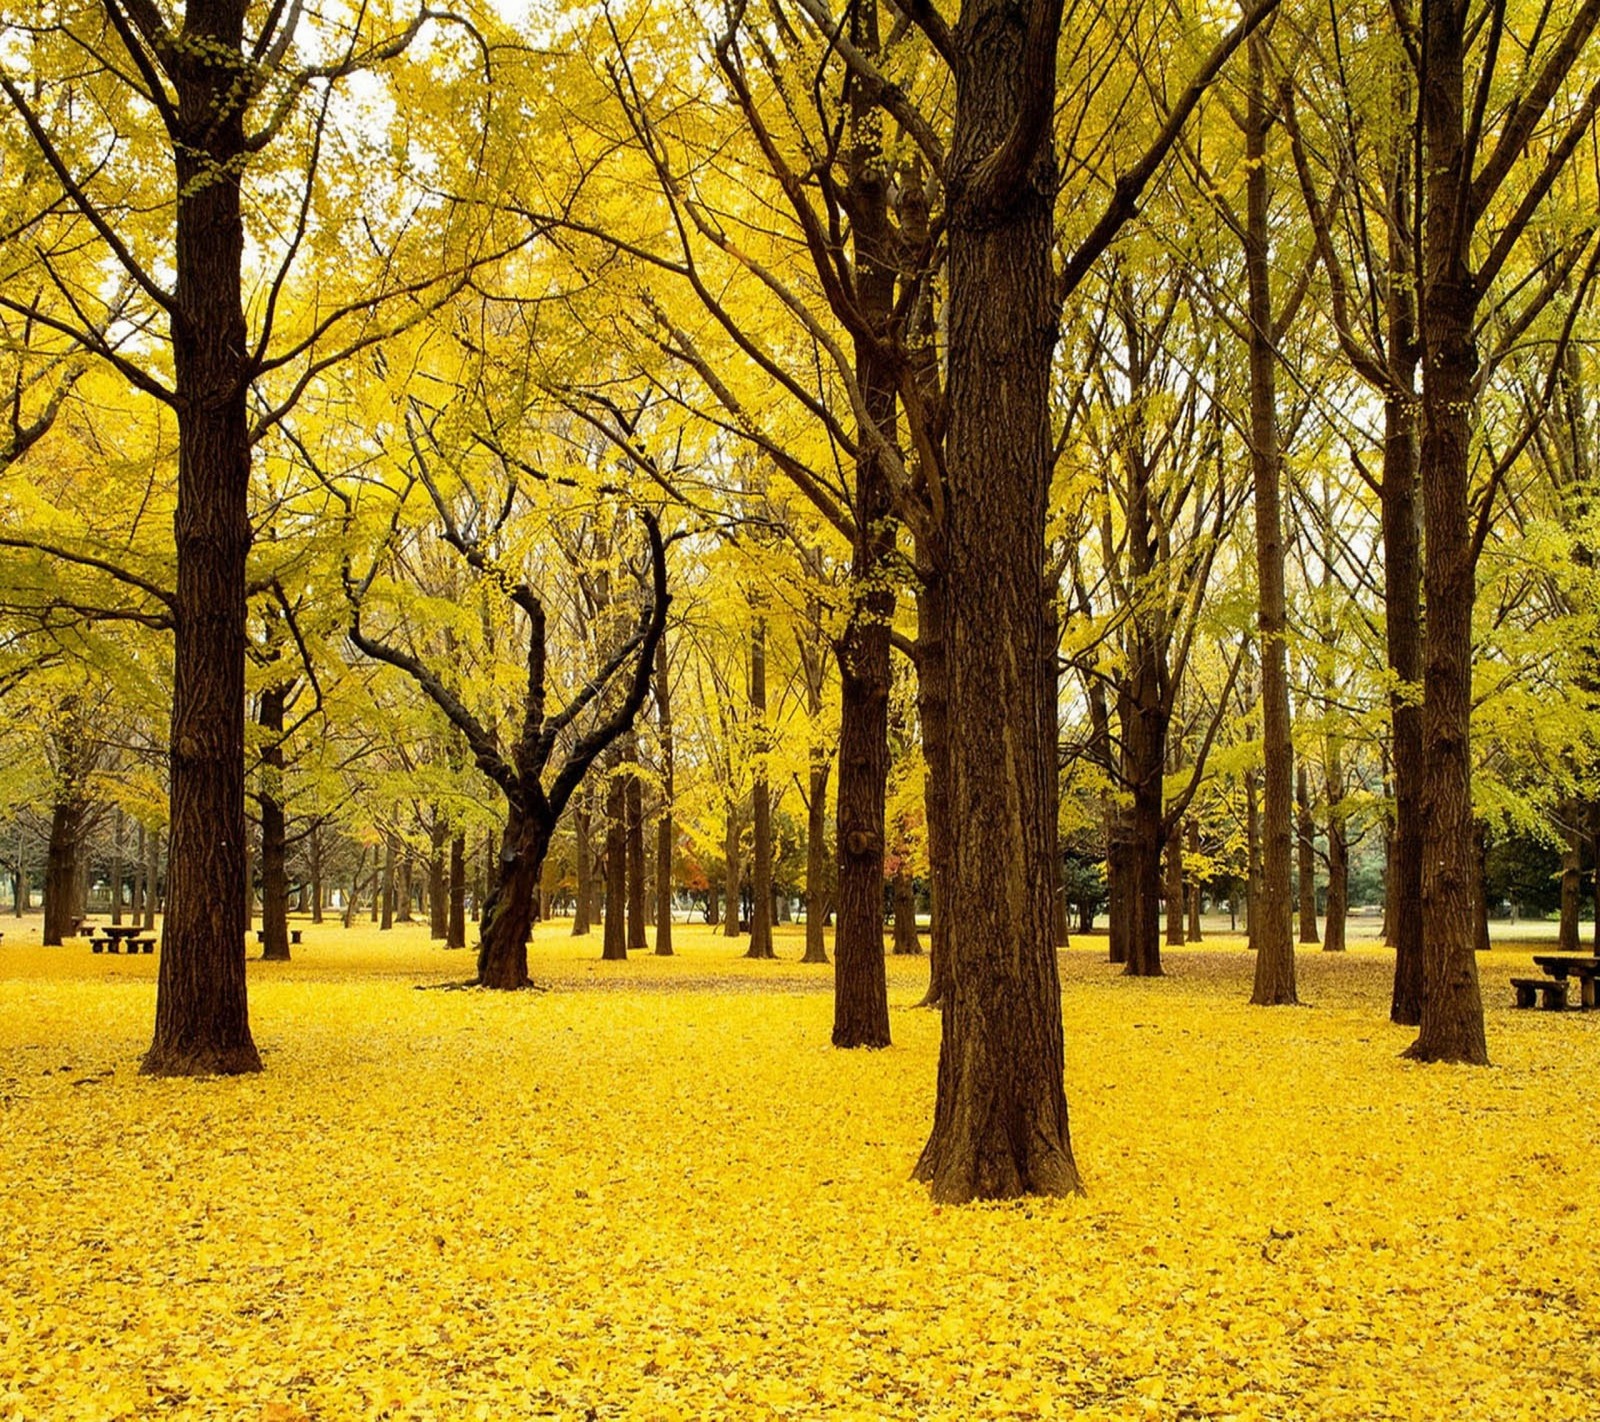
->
xmin=1 ymin=924 xmax=1596 ymax=1419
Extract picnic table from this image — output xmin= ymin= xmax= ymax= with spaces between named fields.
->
xmin=91 ymin=924 xmax=156 ymax=955
xmin=1510 ymin=955 xmax=1600 ymax=1010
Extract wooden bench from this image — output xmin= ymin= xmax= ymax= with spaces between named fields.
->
xmin=1531 ymin=956 xmax=1600 ymax=1009
xmin=130 ymin=936 xmax=156 ymax=954
xmin=1511 ymin=977 xmax=1569 ymax=1010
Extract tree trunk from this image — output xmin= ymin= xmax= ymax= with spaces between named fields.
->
xmin=572 ymin=801 xmax=592 ymax=935
xmin=603 ymin=764 xmax=628 ymax=960
xmin=1405 ymin=0 xmax=1488 ymax=1064
xmin=396 ymin=847 xmax=414 ymax=923
xmin=892 ymin=863 xmax=921 ymax=954
xmin=804 ymin=753 xmax=831 ymax=964
xmin=144 ymin=829 xmax=159 ymax=929
xmin=1560 ymin=824 xmax=1582 ymax=952
xmin=429 ymin=818 xmax=447 ymax=940
xmin=310 ymin=823 xmax=324 ymax=925
xmin=380 ymin=833 xmax=395 ymax=930
xmin=914 ymin=560 xmax=951 ymax=997
xmin=1187 ymin=820 xmax=1204 ymax=942
xmin=1296 ymin=759 xmax=1319 ymax=945
xmin=132 ymin=821 xmax=146 ymax=924
xmin=747 ymin=615 xmax=776 ymax=958
xmin=1244 ymin=36 xmax=1296 ymax=1007
xmin=111 ymin=808 xmax=124 ymax=926
xmin=626 ymin=755 xmax=647 ymax=951
xmin=475 ymin=810 xmax=553 ymax=989
xmin=448 ymin=833 xmax=467 ymax=949
xmin=258 ymin=684 xmax=290 ymax=961
xmin=143 ymin=0 xmax=261 ymax=1077
xmin=722 ymin=801 xmax=742 ymax=940
xmin=1323 ymin=749 xmax=1348 ymax=954
xmin=915 ymin=0 xmax=1081 ymax=1200
xmin=1165 ymin=818 xmax=1185 ymax=948
xmin=654 ymin=631 xmax=675 ymax=956
xmin=43 ymin=798 xmax=82 ymax=946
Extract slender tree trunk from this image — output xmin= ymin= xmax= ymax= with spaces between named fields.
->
xmin=1296 ymin=759 xmax=1319 ymax=945
xmin=1246 ymin=768 xmax=1261 ymax=948
xmin=748 ymin=615 xmax=776 ymax=959
xmin=655 ymin=633 xmax=675 ymax=956
xmin=310 ymin=823 xmax=323 ymax=925
xmin=144 ymin=829 xmax=159 ymax=929
xmin=429 ymin=819 xmax=447 ymax=940
xmin=892 ymin=863 xmax=922 ymax=954
xmin=43 ymin=799 xmax=82 ymax=946
xmin=132 ymin=822 xmax=145 ymax=924
xmin=1165 ymin=818 xmax=1185 ymax=947
xmin=258 ymin=685 xmax=290 ymax=961
xmin=1323 ymin=747 xmax=1349 ymax=954
xmin=626 ymin=753 xmax=647 ymax=951
xmin=448 ymin=833 xmax=467 ymax=949
xmin=804 ymin=755 xmax=831 ymax=964
xmin=380 ymin=833 xmax=395 ymax=931
xmin=1187 ymin=820 xmax=1203 ymax=942
xmin=111 ymin=808 xmax=124 ymax=926
xmin=1244 ymin=37 xmax=1296 ymax=1006
xmin=915 ymin=0 xmax=1081 ymax=1199
xmin=572 ymin=801 xmax=592 ymax=935
xmin=143 ymin=0 xmax=260 ymax=1076
xmin=914 ymin=561 xmax=951 ymax=997
xmin=722 ymin=801 xmax=742 ymax=939
xmin=603 ymin=765 xmax=628 ymax=960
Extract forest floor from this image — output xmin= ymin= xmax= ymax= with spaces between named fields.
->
xmin=1 ymin=917 xmax=1595 ymax=1421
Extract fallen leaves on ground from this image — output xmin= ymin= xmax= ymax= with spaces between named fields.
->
xmin=1 ymin=921 xmax=1596 ymax=1420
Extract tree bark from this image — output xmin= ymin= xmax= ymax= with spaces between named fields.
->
xmin=572 ymin=800 xmax=593 ymax=935
xmin=1186 ymin=820 xmax=1203 ymax=942
xmin=914 ymin=0 xmax=1081 ymax=1201
xmin=722 ymin=800 xmax=742 ymax=940
xmin=448 ymin=833 xmax=467 ymax=949
xmin=309 ymin=823 xmax=324 ymax=925
xmin=429 ymin=817 xmax=447 ymax=940
xmin=1405 ymin=0 xmax=1488 ymax=1064
xmin=914 ymin=560 xmax=951 ymax=998
xmin=111 ymin=808 xmax=124 ymax=926
xmin=143 ymin=0 xmax=261 ymax=1077
xmin=380 ymin=832 xmax=395 ymax=931
xmin=1244 ymin=36 xmax=1296 ymax=1006
xmin=1296 ymin=759 xmax=1319 ymax=945
xmin=654 ymin=632 xmax=675 ymax=956
xmin=603 ymin=762 xmax=628 ymax=960
xmin=258 ymin=684 xmax=290 ymax=961
xmin=892 ymin=862 xmax=922 ymax=954
xmin=43 ymin=798 xmax=83 ymax=946
xmin=747 ymin=614 xmax=776 ymax=958
xmin=625 ymin=752 xmax=647 ymax=951
xmin=1165 ymin=818 xmax=1186 ymax=948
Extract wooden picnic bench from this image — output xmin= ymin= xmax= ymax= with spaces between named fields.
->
xmin=1511 ymin=977 xmax=1569 ymax=1010
xmin=91 ymin=925 xmax=154 ymax=954
xmin=1529 ymin=956 xmax=1600 ymax=1010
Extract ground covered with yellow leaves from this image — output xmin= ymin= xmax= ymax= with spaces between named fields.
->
xmin=1 ymin=919 xmax=1596 ymax=1421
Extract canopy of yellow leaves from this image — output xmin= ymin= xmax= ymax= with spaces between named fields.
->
xmin=1 ymin=925 xmax=1595 ymax=1420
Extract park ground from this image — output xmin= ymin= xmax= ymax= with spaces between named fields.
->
xmin=1 ymin=917 xmax=1596 ymax=1421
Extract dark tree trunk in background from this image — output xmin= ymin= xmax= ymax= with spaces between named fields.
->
xmin=1561 ymin=823 xmax=1582 ymax=952
xmin=914 ymin=560 xmax=951 ymax=999
xmin=655 ymin=632 xmax=675 ymax=956
xmin=1187 ymin=820 xmax=1203 ymax=941
xmin=343 ymin=846 xmax=365 ymax=928
xmin=258 ymin=684 xmax=291 ymax=961
xmin=747 ymin=615 xmax=776 ymax=959
xmin=143 ymin=0 xmax=261 ymax=1077
xmin=380 ymin=833 xmax=395 ymax=931
xmin=1296 ymin=759 xmax=1319 ymax=945
xmin=309 ymin=823 xmax=324 ymax=924
xmin=1245 ymin=767 xmax=1261 ymax=948
xmin=145 ymin=830 xmax=159 ymax=928
xmin=43 ymin=798 xmax=83 ymax=945
xmin=892 ymin=863 xmax=921 ymax=954
xmin=396 ymin=849 xmax=414 ymax=923
xmin=429 ymin=819 xmax=447 ymax=940
xmin=132 ymin=822 xmax=146 ymax=924
xmin=448 ymin=833 xmax=467 ymax=949
xmin=1323 ymin=758 xmax=1348 ymax=954
xmin=1165 ymin=819 xmax=1185 ymax=948
xmin=572 ymin=801 xmax=593 ymax=935
xmin=1474 ymin=822 xmax=1492 ymax=955
xmin=722 ymin=801 xmax=742 ymax=939
xmin=603 ymin=764 xmax=628 ymax=960
xmin=1244 ymin=36 xmax=1296 ymax=1006
xmin=625 ymin=751 xmax=647 ymax=951
xmin=803 ymin=758 xmax=831 ymax=964
xmin=111 ymin=809 xmax=124 ymax=926
xmin=914 ymin=0 xmax=1081 ymax=1201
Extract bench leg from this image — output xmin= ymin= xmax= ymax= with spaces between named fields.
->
xmin=1540 ymin=984 xmax=1569 ymax=1010
xmin=1583 ymin=978 xmax=1596 ymax=1010
xmin=1514 ymin=983 xmax=1537 ymax=1008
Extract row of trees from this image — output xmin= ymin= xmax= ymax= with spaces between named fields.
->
xmin=4 ymin=0 xmax=1600 ymax=1198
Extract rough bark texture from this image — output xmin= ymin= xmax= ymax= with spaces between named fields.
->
xmin=1405 ymin=0 xmax=1488 ymax=1064
xmin=448 ymin=833 xmax=467 ymax=949
xmin=572 ymin=802 xmax=592 ymax=935
xmin=43 ymin=798 xmax=83 ymax=946
xmin=379 ymin=834 xmax=395 ymax=931
xmin=625 ymin=753 xmax=647 ymax=951
xmin=603 ymin=763 xmax=628 ymax=960
xmin=914 ymin=0 xmax=1080 ymax=1201
xmin=1560 ymin=824 xmax=1581 ymax=953
xmin=914 ymin=561 xmax=951 ymax=1000
xmin=143 ymin=0 xmax=261 ymax=1075
xmin=1244 ymin=37 xmax=1297 ymax=1007
xmin=892 ymin=863 xmax=922 ymax=955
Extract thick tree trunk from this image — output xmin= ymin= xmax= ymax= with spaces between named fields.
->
xmin=1296 ymin=759 xmax=1319 ymax=945
xmin=43 ymin=798 xmax=82 ymax=946
xmin=476 ymin=810 xmax=553 ymax=989
xmin=655 ymin=633 xmax=675 ymax=956
xmin=915 ymin=0 xmax=1081 ymax=1200
xmin=747 ymin=616 xmax=776 ymax=959
xmin=143 ymin=0 xmax=260 ymax=1076
xmin=258 ymin=685 xmax=290 ymax=962
xmin=1244 ymin=37 xmax=1296 ymax=1006
xmin=396 ymin=849 xmax=414 ymax=923
xmin=1405 ymin=0 xmax=1488 ymax=1064
xmin=448 ymin=833 xmax=467 ymax=949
